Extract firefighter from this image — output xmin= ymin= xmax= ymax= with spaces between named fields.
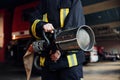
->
xmin=29 ymin=0 xmax=85 ymax=80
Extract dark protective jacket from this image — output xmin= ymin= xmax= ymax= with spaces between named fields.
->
xmin=29 ymin=0 xmax=85 ymax=70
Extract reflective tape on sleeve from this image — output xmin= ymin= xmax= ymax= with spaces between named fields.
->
xmin=31 ymin=19 xmax=41 ymax=39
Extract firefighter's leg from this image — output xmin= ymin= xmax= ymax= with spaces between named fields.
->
xmin=41 ymin=68 xmax=58 ymax=80
xmin=60 ymin=64 xmax=84 ymax=80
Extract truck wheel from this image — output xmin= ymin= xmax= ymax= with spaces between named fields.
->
xmin=112 ymin=57 xmax=116 ymax=61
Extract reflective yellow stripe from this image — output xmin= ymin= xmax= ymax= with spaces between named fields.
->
xmin=43 ymin=13 xmax=48 ymax=22
xmin=60 ymin=8 xmax=69 ymax=28
xmin=60 ymin=9 xmax=64 ymax=27
xmin=31 ymin=19 xmax=41 ymax=39
xmin=67 ymin=53 xmax=78 ymax=67
xmin=67 ymin=55 xmax=72 ymax=67
xmin=39 ymin=56 xmax=45 ymax=66
xmin=31 ymin=13 xmax=48 ymax=39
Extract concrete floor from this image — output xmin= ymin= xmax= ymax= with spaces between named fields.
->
xmin=83 ymin=61 xmax=120 ymax=80
xmin=0 ymin=61 xmax=120 ymax=80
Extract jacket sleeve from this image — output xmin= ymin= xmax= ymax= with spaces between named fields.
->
xmin=29 ymin=0 xmax=47 ymax=39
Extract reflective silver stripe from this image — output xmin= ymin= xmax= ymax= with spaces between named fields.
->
xmin=80 ymin=78 xmax=84 ymax=80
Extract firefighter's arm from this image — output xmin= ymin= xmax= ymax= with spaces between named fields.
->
xmin=29 ymin=0 xmax=49 ymax=39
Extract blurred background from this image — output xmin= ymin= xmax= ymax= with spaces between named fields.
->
xmin=0 ymin=0 xmax=120 ymax=80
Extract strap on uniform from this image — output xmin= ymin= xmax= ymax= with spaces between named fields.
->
xmin=60 ymin=8 xmax=69 ymax=28
xmin=43 ymin=13 xmax=48 ymax=22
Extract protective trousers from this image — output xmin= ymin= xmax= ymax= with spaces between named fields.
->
xmin=41 ymin=64 xmax=83 ymax=80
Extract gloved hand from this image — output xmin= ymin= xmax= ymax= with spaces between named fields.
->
xmin=43 ymin=23 xmax=54 ymax=33
xmin=49 ymin=50 xmax=61 ymax=62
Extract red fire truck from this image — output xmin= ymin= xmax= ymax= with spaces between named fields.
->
xmin=0 ymin=1 xmax=41 ymax=70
